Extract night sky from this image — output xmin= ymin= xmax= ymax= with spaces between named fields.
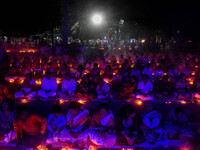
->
xmin=0 ymin=0 xmax=199 ymax=39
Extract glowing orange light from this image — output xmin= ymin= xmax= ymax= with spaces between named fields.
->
xmin=19 ymin=79 xmax=24 ymax=84
xmin=195 ymin=66 xmax=198 ymax=68
xmin=35 ymin=80 xmax=41 ymax=85
xmin=135 ymin=100 xmax=143 ymax=105
xmin=152 ymin=73 xmax=155 ymax=76
xmin=43 ymin=70 xmax=46 ymax=75
xmin=164 ymin=73 xmax=167 ymax=75
xmin=78 ymin=99 xmax=87 ymax=104
xmin=21 ymin=99 xmax=28 ymax=104
xmin=180 ymin=101 xmax=186 ymax=104
xmin=56 ymin=78 xmax=62 ymax=84
xmin=131 ymin=65 xmax=134 ymax=68
xmin=37 ymin=144 xmax=48 ymax=150
xmin=9 ymin=79 xmax=15 ymax=83
xmin=113 ymin=72 xmax=116 ymax=75
xmin=192 ymin=72 xmax=195 ymax=76
xmin=77 ymin=78 xmax=82 ymax=84
xmin=59 ymin=99 xmax=68 ymax=104
xmin=129 ymin=48 xmax=132 ymax=50
xmin=118 ymin=47 xmax=121 ymax=50
xmin=6 ymin=49 xmax=11 ymax=52
xmin=189 ymin=81 xmax=193 ymax=85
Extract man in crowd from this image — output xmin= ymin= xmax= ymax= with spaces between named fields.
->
xmin=38 ymin=71 xmax=57 ymax=99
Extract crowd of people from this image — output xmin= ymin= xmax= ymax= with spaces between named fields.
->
xmin=0 ymin=44 xmax=200 ymax=149
xmin=1 ymin=46 xmax=200 ymax=102
xmin=0 ymin=100 xmax=200 ymax=149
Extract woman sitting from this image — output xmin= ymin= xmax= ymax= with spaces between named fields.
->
xmin=89 ymin=103 xmax=116 ymax=147
xmin=60 ymin=101 xmax=90 ymax=147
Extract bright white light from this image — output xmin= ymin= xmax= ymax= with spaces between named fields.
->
xmin=92 ymin=14 xmax=103 ymax=25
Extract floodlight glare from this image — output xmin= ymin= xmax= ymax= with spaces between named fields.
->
xmin=92 ymin=14 xmax=102 ymax=25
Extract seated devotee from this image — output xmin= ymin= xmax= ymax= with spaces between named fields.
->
xmin=99 ymin=58 xmax=109 ymax=70
xmin=59 ymin=63 xmax=70 ymax=78
xmin=46 ymin=104 xmax=66 ymax=144
xmin=130 ymin=65 xmax=141 ymax=81
xmin=119 ymin=54 xmax=125 ymax=64
xmin=75 ymin=65 xmax=85 ymax=80
xmin=103 ymin=65 xmax=113 ymax=79
xmin=119 ymin=59 xmax=131 ymax=85
xmin=0 ymin=100 xmax=16 ymax=143
xmin=164 ymin=106 xmax=195 ymax=142
xmin=174 ymin=73 xmax=191 ymax=100
xmin=143 ymin=63 xmax=153 ymax=80
xmin=110 ymin=59 xmax=119 ymax=71
xmin=15 ymin=73 xmax=37 ymax=100
xmin=141 ymin=101 xmax=167 ymax=143
xmin=90 ymin=63 xmax=100 ymax=78
xmin=154 ymin=66 xmax=164 ymax=79
xmin=76 ymin=75 xmax=94 ymax=100
xmin=33 ymin=63 xmax=43 ymax=79
xmin=136 ymin=74 xmax=153 ymax=101
xmin=89 ymin=102 xmax=116 ymax=147
xmin=60 ymin=101 xmax=90 ymax=147
xmin=191 ymin=78 xmax=200 ymax=99
xmin=120 ymin=76 xmax=137 ymax=100
xmin=13 ymin=105 xmax=47 ymax=148
xmin=168 ymin=64 xmax=179 ymax=82
xmin=154 ymin=75 xmax=173 ymax=99
xmin=118 ymin=104 xmax=144 ymax=146
xmin=0 ymin=84 xmax=13 ymax=102
xmin=96 ymin=77 xmax=110 ymax=100
xmin=85 ymin=60 xmax=93 ymax=71
xmin=58 ymin=72 xmax=76 ymax=99
xmin=181 ymin=63 xmax=191 ymax=77
xmin=38 ymin=71 xmax=58 ymax=99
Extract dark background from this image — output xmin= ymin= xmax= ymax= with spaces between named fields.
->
xmin=0 ymin=0 xmax=199 ymax=40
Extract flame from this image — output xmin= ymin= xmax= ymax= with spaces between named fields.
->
xmin=164 ymin=73 xmax=167 ymax=75
xmin=19 ymin=79 xmax=24 ymax=84
xmin=189 ymin=81 xmax=193 ymax=85
xmin=35 ymin=80 xmax=42 ymax=85
xmin=9 ymin=79 xmax=15 ymax=83
xmin=192 ymin=72 xmax=195 ymax=76
xmin=59 ymin=99 xmax=68 ymax=104
xmin=135 ymin=100 xmax=142 ymax=105
xmin=180 ymin=101 xmax=186 ymax=104
xmin=78 ymin=99 xmax=87 ymax=104
xmin=77 ymin=78 xmax=82 ymax=84
xmin=21 ymin=99 xmax=28 ymax=103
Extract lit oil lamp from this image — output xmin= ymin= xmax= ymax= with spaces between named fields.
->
xmin=35 ymin=80 xmax=42 ymax=85
xmin=78 ymin=99 xmax=87 ymax=104
xmin=135 ymin=100 xmax=143 ymax=105
xmin=9 ymin=79 xmax=15 ymax=83
xmin=21 ymin=99 xmax=28 ymax=104
xmin=180 ymin=101 xmax=186 ymax=104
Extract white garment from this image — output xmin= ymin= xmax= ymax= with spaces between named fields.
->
xmin=154 ymin=70 xmax=164 ymax=78
xmin=60 ymin=109 xmax=90 ymax=143
xmin=130 ymin=69 xmax=141 ymax=79
xmin=89 ymin=111 xmax=116 ymax=147
xmin=100 ymin=112 xmax=114 ymax=126
xmin=0 ymin=130 xmax=16 ymax=144
xmin=137 ymin=80 xmax=153 ymax=94
xmin=96 ymin=83 xmax=110 ymax=99
xmin=61 ymin=79 xmax=76 ymax=93
xmin=47 ymin=113 xmax=66 ymax=132
xmin=46 ymin=113 xmax=66 ymax=144
xmin=143 ymin=110 xmax=162 ymax=129
xmin=41 ymin=77 xmax=57 ymax=91
xmin=143 ymin=67 xmax=153 ymax=79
